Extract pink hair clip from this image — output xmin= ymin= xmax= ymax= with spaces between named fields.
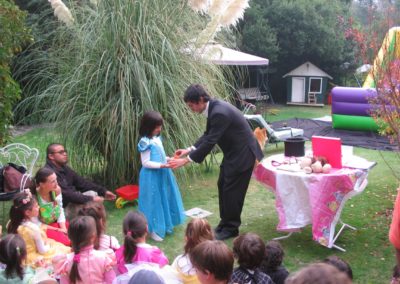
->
xmin=73 ymin=254 xmax=80 ymax=263
xmin=126 ymin=231 xmax=132 ymax=237
xmin=21 ymin=189 xmax=32 ymax=205
xmin=24 ymin=188 xmax=32 ymax=197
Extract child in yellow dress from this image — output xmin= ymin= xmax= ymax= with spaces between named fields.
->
xmin=7 ymin=191 xmax=70 ymax=268
xmin=172 ymin=218 xmax=214 ymax=284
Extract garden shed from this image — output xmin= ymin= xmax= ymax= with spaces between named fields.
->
xmin=283 ymin=61 xmax=332 ymax=106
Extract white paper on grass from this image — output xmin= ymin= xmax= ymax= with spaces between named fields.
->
xmin=185 ymin=207 xmax=213 ymax=218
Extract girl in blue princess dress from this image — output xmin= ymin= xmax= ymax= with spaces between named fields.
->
xmin=137 ymin=111 xmax=185 ymax=242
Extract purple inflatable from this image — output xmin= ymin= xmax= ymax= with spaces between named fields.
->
xmin=331 ymin=101 xmax=371 ymax=116
xmin=331 ymin=87 xmax=377 ymax=104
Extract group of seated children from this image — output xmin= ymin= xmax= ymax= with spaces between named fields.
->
xmin=0 ymin=187 xmax=354 ymax=284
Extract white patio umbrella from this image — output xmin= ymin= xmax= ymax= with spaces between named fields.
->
xmin=184 ymin=42 xmax=269 ymax=66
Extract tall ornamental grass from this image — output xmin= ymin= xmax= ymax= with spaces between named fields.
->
xmin=18 ymin=0 xmax=235 ymax=187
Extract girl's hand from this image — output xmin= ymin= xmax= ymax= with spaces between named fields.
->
xmin=161 ymin=163 xmax=172 ymax=168
xmin=54 ymin=185 xmax=62 ymax=196
xmin=59 ymin=228 xmax=67 ymax=234
xmin=34 ymin=257 xmax=46 ymax=267
xmin=59 ymin=223 xmax=67 ymax=234
xmin=168 ymin=157 xmax=190 ymax=169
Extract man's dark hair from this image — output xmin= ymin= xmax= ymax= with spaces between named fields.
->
xmin=139 ymin=111 xmax=163 ymax=137
xmin=183 ymin=84 xmax=211 ymax=103
xmin=233 ymin=233 xmax=265 ymax=269
xmin=46 ymin=143 xmax=63 ymax=158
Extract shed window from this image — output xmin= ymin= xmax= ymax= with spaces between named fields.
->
xmin=309 ymin=78 xmax=322 ymax=93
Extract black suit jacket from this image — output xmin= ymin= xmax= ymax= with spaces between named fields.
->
xmin=189 ymin=99 xmax=264 ymax=176
xmin=45 ymin=160 xmax=107 ymax=207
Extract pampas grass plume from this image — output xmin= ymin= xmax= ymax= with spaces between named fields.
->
xmin=48 ymin=0 xmax=74 ymax=26
xmin=220 ymin=0 xmax=249 ymax=27
xmin=188 ymin=0 xmax=208 ymax=12
xmin=208 ymin=0 xmax=227 ymax=17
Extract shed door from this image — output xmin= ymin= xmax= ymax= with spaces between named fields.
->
xmin=292 ymin=77 xmax=305 ymax=103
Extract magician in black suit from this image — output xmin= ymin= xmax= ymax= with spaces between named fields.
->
xmin=169 ymin=84 xmax=264 ymax=240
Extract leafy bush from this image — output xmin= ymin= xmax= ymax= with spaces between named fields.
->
xmin=0 ymin=0 xmax=32 ymax=145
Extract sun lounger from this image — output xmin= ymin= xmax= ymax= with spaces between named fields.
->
xmin=244 ymin=114 xmax=304 ymax=144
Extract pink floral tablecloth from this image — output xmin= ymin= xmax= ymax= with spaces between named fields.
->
xmin=254 ymin=154 xmax=369 ymax=248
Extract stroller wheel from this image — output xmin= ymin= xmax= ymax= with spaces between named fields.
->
xmin=115 ymin=197 xmax=125 ymax=209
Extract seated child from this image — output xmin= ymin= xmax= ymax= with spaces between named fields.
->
xmin=285 ymin=263 xmax=352 ymax=284
xmin=128 ymin=269 xmax=166 ymax=284
xmin=115 ymin=211 xmax=168 ymax=274
xmin=260 ymin=240 xmax=289 ymax=284
xmin=172 ymin=218 xmax=214 ymax=284
xmin=53 ymin=216 xmax=116 ymax=283
xmin=231 ymin=233 xmax=274 ymax=284
xmin=0 ymin=234 xmax=35 ymax=283
xmin=114 ymin=262 xmax=181 ymax=284
xmin=392 ymin=265 xmax=400 ymax=284
xmin=190 ymin=240 xmax=234 ymax=284
xmin=0 ymin=234 xmax=56 ymax=283
xmin=7 ymin=191 xmax=70 ymax=268
xmin=78 ymin=201 xmax=120 ymax=251
xmin=323 ymin=255 xmax=353 ymax=280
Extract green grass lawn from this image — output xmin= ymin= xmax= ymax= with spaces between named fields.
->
xmin=3 ymin=105 xmax=399 ymax=283
xmin=258 ymin=103 xmax=332 ymax=123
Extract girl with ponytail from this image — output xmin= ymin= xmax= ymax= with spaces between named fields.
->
xmin=115 ymin=211 xmax=168 ymax=274
xmin=53 ymin=216 xmax=116 ymax=283
xmin=0 ymin=234 xmax=34 ymax=282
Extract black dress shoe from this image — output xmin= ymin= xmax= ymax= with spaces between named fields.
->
xmin=214 ymin=225 xmax=223 ymax=234
xmin=215 ymin=230 xmax=239 ymax=241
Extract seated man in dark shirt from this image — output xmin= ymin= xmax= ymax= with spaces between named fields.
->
xmin=45 ymin=143 xmax=116 ymax=218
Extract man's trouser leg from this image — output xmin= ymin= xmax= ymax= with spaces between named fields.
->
xmin=217 ymin=165 xmax=253 ymax=233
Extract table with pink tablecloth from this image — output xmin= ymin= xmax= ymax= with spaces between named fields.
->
xmin=254 ymin=154 xmax=370 ymax=249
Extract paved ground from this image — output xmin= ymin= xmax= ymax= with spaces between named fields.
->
xmin=10 ymin=124 xmax=51 ymax=137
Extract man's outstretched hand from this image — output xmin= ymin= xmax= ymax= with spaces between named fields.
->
xmin=174 ymin=148 xmax=190 ymax=158
xmin=104 ymin=190 xmax=117 ymax=201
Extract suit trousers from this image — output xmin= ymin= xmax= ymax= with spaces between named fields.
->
xmin=217 ymin=165 xmax=254 ymax=232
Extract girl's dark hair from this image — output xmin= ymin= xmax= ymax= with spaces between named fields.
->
xmin=30 ymin=167 xmax=55 ymax=196
xmin=8 ymin=192 xmax=36 ymax=234
xmin=78 ymin=201 xmax=107 ymax=249
xmin=323 ymin=255 xmax=353 ymax=280
xmin=123 ymin=211 xmax=147 ymax=263
xmin=0 ymin=234 xmax=27 ymax=280
xmin=233 ymin=233 xmax=265 ymax=269
xmin=139 ymin=111 xmax=163 ymax=137
xmin=184 ymin=218 xmax=214 ymax=255
xmin=183 ymin=84 xmax=211 ymax=103
xmin=68 ymin=216 xmax=96 ymax=284
xmin=260 ymin=240 xmax=285 ymax=271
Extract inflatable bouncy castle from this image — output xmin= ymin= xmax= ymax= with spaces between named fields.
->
xmin=332 ymin=27 xmax=400 ymax=131
xmin=331 ymin=87 xmax=379 ymax=131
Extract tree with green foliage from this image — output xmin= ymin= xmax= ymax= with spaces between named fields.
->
xmin=17 ymin=0 xmax=236 ymax=187
xmin=0 ymin=0 xmax=31 ymax=146
xmin=239 ymin=0 xmax=356 ymax=100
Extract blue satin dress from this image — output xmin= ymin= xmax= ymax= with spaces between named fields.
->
xmin=137 ymin=136 xmax=185 ymax=238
